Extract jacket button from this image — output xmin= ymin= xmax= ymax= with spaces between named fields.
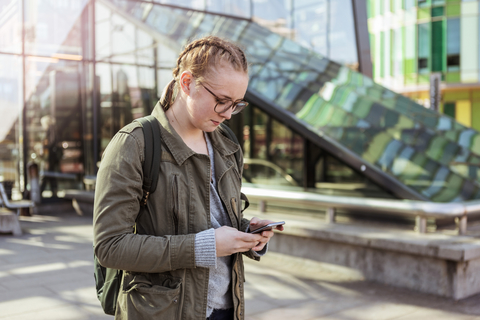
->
xmin=173 ymin=299 xmax=178 ymax=303
xmin=239 ymin=283 xmax=242 ymax=287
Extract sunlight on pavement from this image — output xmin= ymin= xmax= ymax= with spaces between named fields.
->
xmin=9 ymin=261 xmax=91 ymax=276
xmin=7 ymin=237 xmax=74 ymax=250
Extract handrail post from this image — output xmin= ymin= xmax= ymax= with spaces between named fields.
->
xmin=259 ymin=200 xmax=266 ymax=213
xmin=458 ymin=215 xmax=467 ymax=235
xmin=326 ymin=207 xmax=336 ymax=223
xmin=416 ymin=216 xmax=427 ymax=233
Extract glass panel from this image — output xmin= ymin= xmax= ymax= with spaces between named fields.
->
xmin=252 ymin=0 xmax=290 ymax=28
xmin=384 ymin=28 xmax=391 ymax=77
xmin=95 ymin=1 xmax=157 ymax=65
xmin=153 ymin=0 xmax=204 ymax=11
xmin=97 ymin=63 xmax=156 ymax=156
xmin=0 ymin=0 xmax=22 ymax=54
xmin=270 ymin=119 xmax=304 ymax=185
xmin=25 ymin=0 xmax=89 ymax=58
xmin=418 ymin=23 xmax=430 ymax=73
xmin=447 ymin=18 xmax=460 ymax=72
xmin=327 ymin=0 xmax=358 ymax=68
xmin=393 ymin=27 xmax=403 ymax=76
xmin=105 ymin=1 xmax=480 ymax=201
xmin=404 ymin=24 xmax=417 ymax=77
xmin=404 ymin=0 xmax=415 ymax=10
xmin=206 ymin=0 xmax=250 ymax=18
xmin=294 ymin=0 xmax=328 ymax=57
xmin=25 ymin=57 xmax=86 ymax=197
xmin=460 ymin=15 xmax=479 ymax=82
xmin=252 ymin=107 xmax=268 ymax=160
xmin=0 ymin=54 xmax=22 ymax=198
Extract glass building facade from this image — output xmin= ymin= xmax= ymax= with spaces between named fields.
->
xmin=367 ymin=0 xmax=480 ymax=131
xmin=2 ymin=0 xmax=480 ymax=204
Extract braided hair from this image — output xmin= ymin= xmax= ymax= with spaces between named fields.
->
xmin=159 ymin=36 xmax=248 ymax=111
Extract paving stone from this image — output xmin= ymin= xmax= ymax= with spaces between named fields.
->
xmin=1 ymin=209 xmax=480 ymax=320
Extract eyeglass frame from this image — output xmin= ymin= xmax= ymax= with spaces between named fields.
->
xmin=201 ymin=84 xmax=248 ymax=115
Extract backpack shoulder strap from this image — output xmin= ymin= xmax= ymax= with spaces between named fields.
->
xmin=135 ymin=115 xmax=162 ymax=206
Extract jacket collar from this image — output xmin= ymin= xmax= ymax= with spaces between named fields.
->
xmin=151 ymin=102 xmax=239 ymax=165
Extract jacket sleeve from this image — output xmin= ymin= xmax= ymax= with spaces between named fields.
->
xmin=93 ymin=129 xmax=196 ymax=273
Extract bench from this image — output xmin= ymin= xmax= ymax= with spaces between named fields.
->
xmin=0 ymin=207 xmax=22 ymax=236
xmin=0 ymin=182 xmax=35 ymax=216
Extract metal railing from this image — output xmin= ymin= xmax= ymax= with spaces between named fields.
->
xmin=241 ymin=186 xmax=480 ymax=234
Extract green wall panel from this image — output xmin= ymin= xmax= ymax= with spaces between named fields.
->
xmin=405 ymin=73 xmax=417 ymax=84
xmin=418 ymin=74 xmax=430 ymax=83
xmin=443 ymin=91 xmax=469 ymax=100
xmin=446 ymin=72 xmax=460 ymax=83
xmin=432 ymin=6 xmax=444 ymax=17
xmin=431 ymin=20 xmax=445 ymax=72
xmin=446 ymin=4 xmax=460 ymax=16
xmin=418 ymin=7 xmax=431 ymax=19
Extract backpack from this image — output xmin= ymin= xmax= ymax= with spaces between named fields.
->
xmin=94 ymin=115 xmax=162 ymax=315
xmin=93 ymin=116 xmax=244 ymax=316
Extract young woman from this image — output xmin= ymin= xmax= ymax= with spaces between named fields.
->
xmin=93 ymin=36 xmax=283 ymax=320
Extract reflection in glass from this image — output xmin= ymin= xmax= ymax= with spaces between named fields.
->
xmin=206 ymin=0 xmax=250 ymax=18
xmin=0 ymin=54 xmax=22 ymax=196
xmin=0 ymin=0 xmax=22 ymax=54
xmin=25 ymin=0 xmax=89 ymax=58
xmin=270 ymin=119 xmax=304 ymax=185
xmin=25 ymin=58 xmax=86 ymax=197
xmin=97 ymin=63 xmax=156 ymax=156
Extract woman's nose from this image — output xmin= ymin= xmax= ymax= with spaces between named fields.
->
xmin=219 ymin=107 xmax=233 ymax=120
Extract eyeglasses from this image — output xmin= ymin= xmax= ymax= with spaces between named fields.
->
xmin=202 ymin=85 xmax=248 ymax=115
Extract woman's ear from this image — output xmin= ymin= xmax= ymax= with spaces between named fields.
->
xmin=179 ymin=71 xmax=194 ymax=95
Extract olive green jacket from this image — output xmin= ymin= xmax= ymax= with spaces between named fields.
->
xmin=93 ymin=104 xmax=257 ymax=320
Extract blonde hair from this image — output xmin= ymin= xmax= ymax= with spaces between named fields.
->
xmin=159 ymin=35 xmax=248 ymax=110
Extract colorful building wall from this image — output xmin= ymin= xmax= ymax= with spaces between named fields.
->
xmin=367 ymin=0 xmax=480 ymax=131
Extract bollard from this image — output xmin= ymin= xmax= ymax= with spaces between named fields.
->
xmin=416 ymin=216 xmax=427 ymax=233
xmin=458 ymin=215 xmax=467 ymax=235
xmin=259 ymin=200 xmax=266 ymax=213
xmin=326 ymin=207 xmax=336 ymax=223
xmin=27 ymin=162 xmax=41 ymax=211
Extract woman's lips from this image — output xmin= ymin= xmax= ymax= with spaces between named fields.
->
xmin=211 ymin=120 xmax=220 ymax=126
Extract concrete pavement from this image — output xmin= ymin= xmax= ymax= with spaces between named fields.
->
xmin=0 ymin=208 xmax=479 ymax=320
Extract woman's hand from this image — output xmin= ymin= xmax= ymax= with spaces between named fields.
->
xmin=249 ymin=217 xmax=284 ymax=252
xmin=215 ymin=226 xmax=264 ymax=257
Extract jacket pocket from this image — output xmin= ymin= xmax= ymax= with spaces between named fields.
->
xmin=121 ymin=272 xmax=182 ymax=319
xmin=171 ymin=174 xmax=179 ymax=235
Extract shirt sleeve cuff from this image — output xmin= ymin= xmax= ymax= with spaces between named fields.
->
xmin=245 ymin=224 xmax=268 ymax=257
xmin=252 ymin=242 xmax=268 ymax=257
xmin=194 ymin=228 xmax=217 ymax=268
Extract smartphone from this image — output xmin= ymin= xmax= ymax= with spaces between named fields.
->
xmin=249 ymin=221 xmax=285 ymax=234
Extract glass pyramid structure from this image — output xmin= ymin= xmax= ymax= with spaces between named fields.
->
xmin=105 ymin=0 xmax=480 ymax=202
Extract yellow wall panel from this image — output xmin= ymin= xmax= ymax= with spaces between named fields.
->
xmin=456 ymin=100 xmax=472 ymax=127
